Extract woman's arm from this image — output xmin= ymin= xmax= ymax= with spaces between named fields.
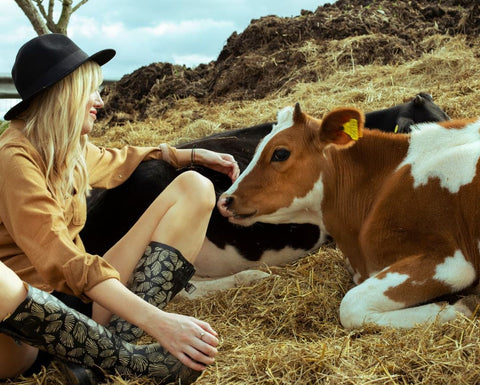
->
xmin=87 ymin=142 xmax=240 ymax=189
xmin=174 ymin=147 xmax=240 ymax=182
xmin=86 ymin=278 xmax=218 ymax=371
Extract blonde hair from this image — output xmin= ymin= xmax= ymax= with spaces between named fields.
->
xmin=20 ymin=61 xmax=103 ymax=206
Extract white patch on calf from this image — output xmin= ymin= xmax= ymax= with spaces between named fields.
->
xmin=339 ymin=268 xmax=470 ymax=329
xmin=275 ymin=105 xmax=295 ymax=132
xmin=340 ymin=271 xmax=409 ymax=328
xmin=434 ymin=250 xmax=476 ymax=292
xmin=224 ymin=106 xmax=295 ymax=195
xmin=251 ymin=177 xmax=326 ymax=228
xmin=398 ymin=119 xmax=480 ymax=193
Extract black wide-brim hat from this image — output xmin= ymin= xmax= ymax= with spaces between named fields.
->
xmin=4 ymin=33 xmax=115 ymax=121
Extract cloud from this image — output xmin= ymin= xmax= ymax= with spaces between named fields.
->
xmin=67 ymin=14 xmax=235 ymax=77
xmin=144 ymin=20 xmax=233 ymax=36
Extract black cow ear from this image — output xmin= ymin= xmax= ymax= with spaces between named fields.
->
xmin=396 ymin=117 xmax=415 ymax=133
xmin=413 ymin=94 xmax=426 ymax=105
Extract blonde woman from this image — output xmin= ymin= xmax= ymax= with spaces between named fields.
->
xmin=0 ymin=34 xmax=239 ymax=384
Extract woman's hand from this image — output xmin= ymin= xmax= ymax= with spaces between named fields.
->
xmin=193 ymin=148 xmax=240 ymax=182
xmin=150 ymin=310 xmax=219 ymax=371
xmin=88 ymin=279 xmax=219 ymax=371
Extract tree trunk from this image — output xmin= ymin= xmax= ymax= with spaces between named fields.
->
xmin=56 ymin=0 xmax=72 ymax=34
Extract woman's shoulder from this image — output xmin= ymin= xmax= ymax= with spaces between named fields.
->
xmin=0 ymin=124 xmax=40 ymax=167
xmin=0 ymin=122 xmax=30 ymax=150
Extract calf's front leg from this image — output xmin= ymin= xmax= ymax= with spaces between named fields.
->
xmin=339 ymin=251 xmax=478 ymax=329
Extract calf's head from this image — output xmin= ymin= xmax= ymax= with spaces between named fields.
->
xmin=217 ymin=104 xmax=364 ymax=226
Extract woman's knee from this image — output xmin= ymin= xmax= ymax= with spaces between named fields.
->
xmin=174 ymin=171 xmax=216 ymax=209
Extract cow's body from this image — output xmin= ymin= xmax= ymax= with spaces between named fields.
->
xmin=218 ymin=104 xmax=480 ymax=328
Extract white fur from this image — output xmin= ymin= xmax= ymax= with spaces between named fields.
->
xmin=398 ymin=119 xmax=480 ymax=193
xmin=434 ymin=250 xmax=476 ymax=292
xmin=340 ymin=265 xmax=475 ymax=329
xmin=251 ymin=177 xmax=326 ymax=228
xmin=340 ymin=271 xmax=409 ymax=328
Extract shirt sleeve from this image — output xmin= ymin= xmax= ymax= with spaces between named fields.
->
xmin=0 ymin=147 xmax=120 ymax=298
xmin=86 ymin=142 xmax=164 ymax=189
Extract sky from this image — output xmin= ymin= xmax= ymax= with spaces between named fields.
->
xmin=0 ymin=0 xmax=330 ymax=80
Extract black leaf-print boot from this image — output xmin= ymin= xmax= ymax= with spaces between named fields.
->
xmin=108 ymin=241 xmax=196 ymax=342
xmin=0 ymin=285 xmax=200 ymax=384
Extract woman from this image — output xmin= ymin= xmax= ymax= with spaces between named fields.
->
xmin=0 ymin=33 xmax=239 ymax=383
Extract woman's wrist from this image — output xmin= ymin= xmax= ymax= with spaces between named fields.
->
xmin=158 ymin=144 xmax=204 ymax=169
xmin=180 ymin=148 xmax=204 ymax=168
xmin=136 ymin=303 xmax=166 ymax=334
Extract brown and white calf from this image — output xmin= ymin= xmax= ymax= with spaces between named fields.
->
xmin=217 ymin=103 xmax=480 ymax=328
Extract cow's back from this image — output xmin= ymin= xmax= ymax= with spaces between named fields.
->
xmin=357 ymin=121 xmax=480 ymax=277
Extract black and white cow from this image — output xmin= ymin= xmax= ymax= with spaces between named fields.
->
xmin=81 ymin=93 xmax=450 ymax=296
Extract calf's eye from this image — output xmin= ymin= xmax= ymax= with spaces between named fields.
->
xmin=271 ymin=148 xmax=290 ymax=162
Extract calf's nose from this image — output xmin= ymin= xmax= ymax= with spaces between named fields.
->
xmin=217 ymin=194 xmax=235 ymax=216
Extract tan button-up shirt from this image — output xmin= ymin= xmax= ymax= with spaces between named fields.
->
xmin=0 ymin=123 xmax=165 ymax=300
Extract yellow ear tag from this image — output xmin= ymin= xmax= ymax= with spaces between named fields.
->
xmin=394 ymin=124 xmax=399 ymax=133
xmin=343 ymin=118 xmax=362 ymax=141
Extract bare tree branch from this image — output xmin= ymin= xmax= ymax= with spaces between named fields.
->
xmin=72 ymin=0 xmax=89 ymax=13
xmin=56 ymin=0 xmax=73 ymax=33
xmin=47 ymin=0 xmax=54 ymax=21
xmin=14 ymin=0 xmax=90 ymax=35
xmin=14 ymin=0 xmax=49 ymax=35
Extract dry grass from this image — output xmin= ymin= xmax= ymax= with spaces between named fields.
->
xmin=3 ymin=34 xmax=480 ymax=385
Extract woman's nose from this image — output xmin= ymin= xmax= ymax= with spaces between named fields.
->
xmin=94 ymin=90 xmax=104 ymax=108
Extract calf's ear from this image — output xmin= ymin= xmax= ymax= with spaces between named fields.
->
xmin=293 ymin=102 xmax=306 ymax=124
xmin=319 ymin=108 xmax=364 ymax=145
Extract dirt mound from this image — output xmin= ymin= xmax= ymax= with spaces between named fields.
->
xmin=100 ymin=0 xmax=480 ymax=122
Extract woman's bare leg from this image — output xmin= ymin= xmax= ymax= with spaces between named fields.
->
xmin=0 ymin=262 xmax=38 ymax=379
xmin=93 ymin=171 xmax=215 ymax=323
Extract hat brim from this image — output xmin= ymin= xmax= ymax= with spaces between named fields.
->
xmin=3 ymin=48 xmax=116 ymax=121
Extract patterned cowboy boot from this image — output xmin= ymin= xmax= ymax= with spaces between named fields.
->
xmin=0 ymin=285 xmax=200 ymax=384
xmin=108 ymin=241 xmax=196 ymax=342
